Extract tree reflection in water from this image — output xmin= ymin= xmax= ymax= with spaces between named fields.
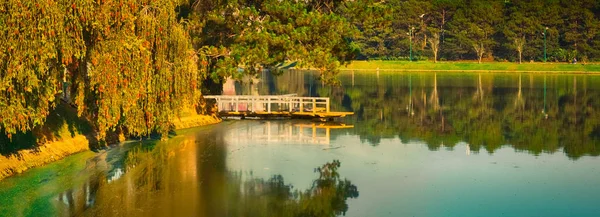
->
xmin=228 ymin=160 xmax=359 ymax=217
xmin=47 ymin=129 xmax=358 ymax=217
xmin=264 ymin=71 xmax=600 ymax=159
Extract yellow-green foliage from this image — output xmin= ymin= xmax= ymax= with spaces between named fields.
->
xmin=0 ymin=0 xmax=202 ymax=140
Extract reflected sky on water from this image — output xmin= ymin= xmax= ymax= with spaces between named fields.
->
xmin=1 ymin=71 xmax=600 ymax=217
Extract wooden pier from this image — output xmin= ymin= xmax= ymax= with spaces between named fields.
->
xmin=204 ymin=95 xmax=353 ymax=121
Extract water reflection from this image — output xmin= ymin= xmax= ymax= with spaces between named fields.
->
xmin=258 ymin=71 xmax=600 ymax=159
xmin=224 ymin=160 xmax=358 ymax=217
xmin=3 ymin=71 xmax=600 ymax=217
xmin=0 ymin=124 xmax=357 ymax=217
xmin=54 ymin=175 xmax=101 ymax=215
xmin=224 ymin=121 xmax=353 ymax=145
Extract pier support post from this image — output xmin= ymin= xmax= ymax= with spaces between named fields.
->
xmin=235 ymin=97 xmax=238 ymax=112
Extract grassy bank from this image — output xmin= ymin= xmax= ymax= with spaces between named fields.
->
xmin=0 ymin=135 xmax=91 ymax=180
xmin=0 ymin=103 xmax=221 ymax=181
xmin=342 ymin=60 xmax=600 ymax=73
xmin=171 ymin=107 xmax=222 ymax=130
xmin=0 ymin=103 xmax=94 ymax=180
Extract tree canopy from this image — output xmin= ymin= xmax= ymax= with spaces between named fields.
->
xmin=3 ymin=0 xmax=600 ymax=140
xmin=185 ymin=0 xmax=359 ymax=84
xmin=343 ymin=0 xmax=600 ymax=63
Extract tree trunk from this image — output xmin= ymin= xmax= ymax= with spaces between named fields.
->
xmin=473 ymin=42 xmax=484 ymax=64
xmin=519 ymin=51 xmax=522 ymax=64
xmin=428 ymin=32 xmax=440 ymax=63
xmin=514 ymin=36 xmax=525 ymax=64
xmin=441 ymin=9 xmax=446 ymax=43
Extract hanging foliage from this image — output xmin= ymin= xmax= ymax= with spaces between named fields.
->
xmin=1 ymin=0 xmax=202 ymax=140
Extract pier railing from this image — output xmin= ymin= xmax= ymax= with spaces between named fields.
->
xmin=204 ymin=95 xmax=331 ymax=114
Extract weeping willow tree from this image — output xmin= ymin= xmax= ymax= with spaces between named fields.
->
xmin=0 ymin=0 xmax=202 ymax=140
xmin=0 ymin=1 xmax=64 ymax=138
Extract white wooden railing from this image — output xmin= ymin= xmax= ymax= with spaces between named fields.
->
xmin=204 ymin=95 xmax=331 ymax=114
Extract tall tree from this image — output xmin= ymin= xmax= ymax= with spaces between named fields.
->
xmin=388 ymin=0 xmax=432 ymax=58
xmin=447 ymin=0 xmax=503 ymax=63
xmin=340 ymin=0 xmax=394 ymax=59
xmin=513 ymin=36 xmax=526 ymax=64
xmin=502 ymin=0 xmax=544 ymax=63
xmin=560 ymin=0 xmax=600 ymax=62
xmin=427 ymin=27 xmax=441 ymax=63
xmin=187 ymin=0 xmax=358 ymax=84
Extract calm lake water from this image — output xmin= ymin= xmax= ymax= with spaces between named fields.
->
xmin=1 ymin=71 xmax=600 ymax=217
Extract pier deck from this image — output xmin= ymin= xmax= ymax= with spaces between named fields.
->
xmin=204 ymin=95 xmax=353 ymax=121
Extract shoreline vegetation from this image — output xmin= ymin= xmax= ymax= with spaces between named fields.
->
xmin=0 ymin=104 xmax=221 ymax=181
xmin=341 ymin=61 xmax=600 ymax=73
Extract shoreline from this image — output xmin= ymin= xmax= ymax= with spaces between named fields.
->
xmin=340 ymin=60 xmax=600 ymax=74
xmin=0 ymin=114 xmax=221 ymax=181
xmin=340 ymin=68 xmax=600 ymax=74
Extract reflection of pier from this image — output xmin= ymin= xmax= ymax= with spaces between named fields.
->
xmin=205 ymin=95 xmax=353 ymax=121
xmin=224 ymin=121 xmax=353 ymax=145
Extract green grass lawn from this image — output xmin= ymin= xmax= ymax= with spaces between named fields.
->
xmin=342 ymin=60 xmax=600 ymax=72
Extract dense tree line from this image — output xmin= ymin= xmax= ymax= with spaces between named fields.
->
xmin=2 ymin=0 xmax=600 ymax=141
xmin=343 ymin=0 xmax=600 ymax=63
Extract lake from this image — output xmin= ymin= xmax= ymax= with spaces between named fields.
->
xmin=1 ymin=71 xmax=599 ymax=217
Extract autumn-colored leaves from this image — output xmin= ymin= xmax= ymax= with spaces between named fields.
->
xmin=1 ymin=0 xmax=201 ymax=141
